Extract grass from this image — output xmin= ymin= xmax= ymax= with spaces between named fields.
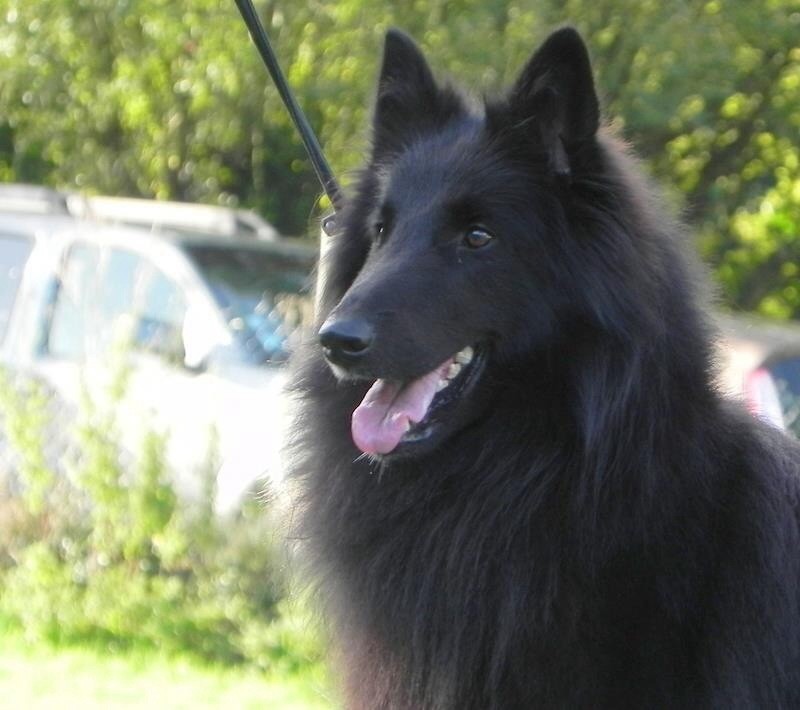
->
xmin=0 ymin=637 xmax=337 ymax=709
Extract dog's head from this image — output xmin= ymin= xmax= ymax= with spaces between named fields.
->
xmin=319 ymin=28 xmax=609 ymax=459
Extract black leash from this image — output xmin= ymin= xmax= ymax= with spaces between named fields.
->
xmin=233 ymin=0 xmax=343 ymax=221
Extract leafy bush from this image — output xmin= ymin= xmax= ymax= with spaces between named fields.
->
xmin=0 ymin=368 xmax=324 ymax=676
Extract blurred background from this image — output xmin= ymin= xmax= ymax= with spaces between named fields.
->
xmin=0 ymin=0 xmax=798 ymax=707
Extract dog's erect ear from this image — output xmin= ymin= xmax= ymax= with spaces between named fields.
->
xmin=507 ymin=28 xmax=599 ymax=176
xmin=371 ymin=29 xmax=458 ymax=160
xmin=377 ymin=29 xmax=438 ymax=104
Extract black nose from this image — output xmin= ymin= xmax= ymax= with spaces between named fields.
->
xmin=318 ymin=318 xmax=375 ymax=366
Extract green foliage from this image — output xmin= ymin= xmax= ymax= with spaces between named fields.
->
xmin=0 ymin=372 xmax=56 ymax=515
xmin=0 ymin=0 xmax=798 ymax=315
xmin=0 ymin=370 xmax=325 ymax=676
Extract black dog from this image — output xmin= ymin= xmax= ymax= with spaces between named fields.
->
xmin=287 ymin=27 xmax=800 ymax=709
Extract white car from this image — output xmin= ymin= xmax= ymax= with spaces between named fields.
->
xmin=716 ymin=314 xmax=800 ymax=437
xmin=0 ymin=210 xmax=315 ymax=513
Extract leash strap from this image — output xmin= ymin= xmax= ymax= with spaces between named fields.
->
xmin=233 ymin=0 xmax=342 ymax=215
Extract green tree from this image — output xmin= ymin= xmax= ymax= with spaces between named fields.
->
xmin=1 ymin=0 xmax=798 ymax=317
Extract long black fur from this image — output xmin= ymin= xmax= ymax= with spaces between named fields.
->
xmin=287 ymin=28 xmax=800 ymax=709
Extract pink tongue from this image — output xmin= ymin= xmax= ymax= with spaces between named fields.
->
xmin=351 ymin=359 xmax=452 ymax=455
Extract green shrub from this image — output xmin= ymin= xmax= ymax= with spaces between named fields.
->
xmin=0 ymin=368 xmax=324 ymax=676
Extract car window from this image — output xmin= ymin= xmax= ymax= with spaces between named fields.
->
xmin=99 ymin=249 xmax=145 ymax=343
xmin=49 ymin=243 xmax=189 ymax=367
xmin=134 ymin=266 xmax=187 ymax=365
xmin=0 ymin=234 xmax=33 ymax=343
xmin=766 ymin=357 xmax=800 ymax=437
xmin=50 ymin=244 xmax=148 ymax=359
xmin=48 ymin=243 xmax=102 ymax=359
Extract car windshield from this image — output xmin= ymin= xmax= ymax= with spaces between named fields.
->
xmin=183 ymin=243 xmax=314 ymax=365
xmin=767 ymin=356 xmax=800 ymax=438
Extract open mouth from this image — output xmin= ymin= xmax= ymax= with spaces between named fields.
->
xmin=350 ymin=345 xmax=486 ymax=456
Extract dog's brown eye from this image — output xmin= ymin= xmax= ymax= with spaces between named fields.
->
xmin=375 ymin=222 xmax=386 ymax=238
xmin=464 ymin=227 xmax=493 ymax=249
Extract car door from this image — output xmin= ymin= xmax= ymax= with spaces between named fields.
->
xmin=40 ymin=239 xmax=221 ymax=497
xmin=121 ymin=254 xmax=223 ymax=500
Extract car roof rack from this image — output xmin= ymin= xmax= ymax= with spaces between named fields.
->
xmin=0 ymin=184 xmax=70 ymax=215
xmin=66 ymin=194 xmax=279 ymax=241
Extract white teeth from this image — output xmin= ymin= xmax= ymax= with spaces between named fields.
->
xmin=447 ymin=362 xmax=462 ymax=380
xmin=455 ymin=346 xmax=474 ymax=365
xmin=433 ymin=347 xmax=474 ymax=399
